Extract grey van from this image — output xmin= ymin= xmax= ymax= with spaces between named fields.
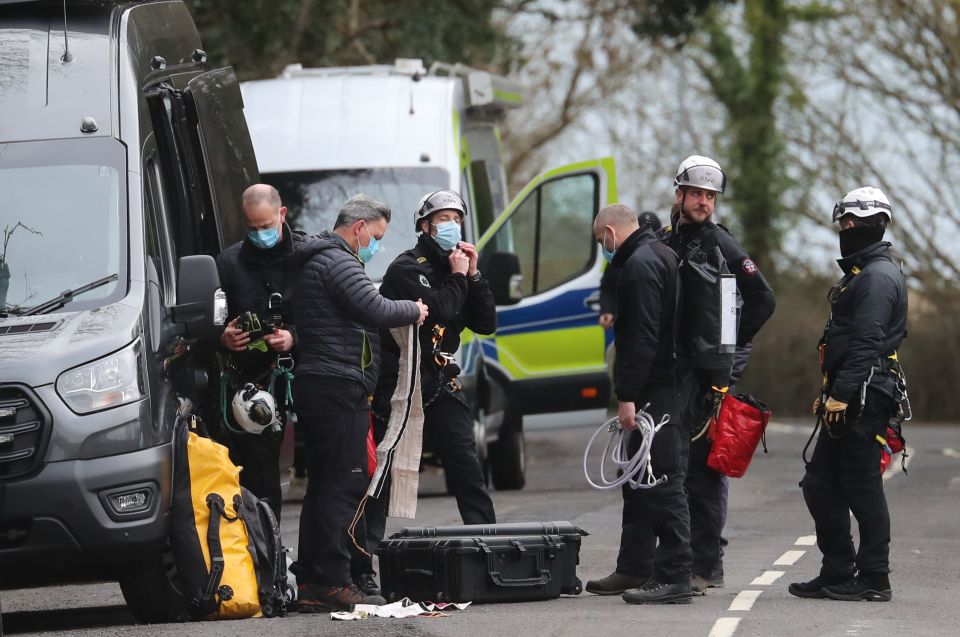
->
xmin=0 ymin=0 xmax=261 ymax=622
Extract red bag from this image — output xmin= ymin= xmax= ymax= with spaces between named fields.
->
xmin=707 ymin=393 xmax=771 ymax=478
xmin=366 ymin=415 xmax=377 ymax=477
xmin=879 ymin=423 xmax=905 ymax=474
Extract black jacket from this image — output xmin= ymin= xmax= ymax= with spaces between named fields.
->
xmin=821 ymin=242 xmax=907 ymax=404
xmin=612 ymin=227 xmax=680 ymax=401
xmin=215 ymin=224 xmax=313 ymax=376
xmin=665 ymin=220 xmax=776 ymax=384
xmin=293 ymin=230 xmax=421 ymax=393
xmin=599 ymin=263 xmax=621 ymax=315
xmin=377 ymin=233 xmax=497 ymax=401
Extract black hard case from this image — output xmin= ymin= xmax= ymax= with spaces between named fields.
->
xmin=376 ymin=521 xmax=587 ymax=603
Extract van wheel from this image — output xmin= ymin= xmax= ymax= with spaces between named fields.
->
xmin=489 ymin=425 xmax=526 ymax=491
xmin=118 ymin=543 xmax=191 ymax=623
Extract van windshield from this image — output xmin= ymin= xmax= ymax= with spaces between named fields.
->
xmin=0 ymin=138 xmax=126 ymax=315
xmin=266 ymin=167 xmax=449 ymax=281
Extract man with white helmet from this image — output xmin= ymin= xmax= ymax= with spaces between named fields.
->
xmin=359 ymin=190 xmax=498 ymax=593
xmin=663 ymin=155 xmax=776 ymax=594
xmin=789 ymin=187 xmax=907 ymax=602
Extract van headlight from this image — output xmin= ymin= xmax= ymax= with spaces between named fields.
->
xmin=57 ymin=340 xmax=146 ymax=414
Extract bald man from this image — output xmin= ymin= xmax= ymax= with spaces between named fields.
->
xmin=214 ymin=184 xmax=316 ymax=519
xmin=586 ymin=203 xmax=693 ymax=605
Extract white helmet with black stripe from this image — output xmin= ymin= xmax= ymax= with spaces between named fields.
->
xmin=674 ymin=155 xmax=726 ymax=194
xmin=832 ymin=186 xmax=892 ymax=224
xmin=414 ymin=189 xmax=467 ymax=230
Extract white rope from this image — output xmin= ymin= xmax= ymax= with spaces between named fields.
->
xmin=583 ymin=406 xmax=671 ymax=490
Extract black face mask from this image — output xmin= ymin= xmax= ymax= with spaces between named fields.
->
xmin=839 ymin=224 xmax=885 ymax=257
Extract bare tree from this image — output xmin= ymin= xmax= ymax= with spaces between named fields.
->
xmin=499 ymin=0 xmax=668 ymax=190
xmin=786 ymin=0 xmax=960 ymax=288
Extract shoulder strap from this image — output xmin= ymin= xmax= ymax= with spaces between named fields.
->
xmin=195 ymin=493 xmax=240 ymax=616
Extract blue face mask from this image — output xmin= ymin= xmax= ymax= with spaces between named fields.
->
xmin=432 ymin=220 xmax=462 ymax=251
xmin=600 ymin=228 xmax=616 ymax=263
xmin=248 ymin=218 xmax=281 ymax=250
xmin=357 ymin=223 xmax=379 ymax=263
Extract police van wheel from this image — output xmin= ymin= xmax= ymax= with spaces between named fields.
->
xmin=489 ymin=426 xmax=526 ymax=491
xmin=118 ymin=543 xmax=190 ymax=623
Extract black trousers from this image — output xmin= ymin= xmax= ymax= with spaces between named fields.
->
xmin=802 ymin=391 xmax=895 ymax=579
xmin=291 ymin=375 xmax=370 ymax=587
xmin=686 ymin=437 xmax=727 ymax=577
xmin=424 ymin=393 xmax=496 ymax=525
xmin=615 ymin=385 xmax=691 ymax=584
xmin=356 ymin=390 xmax=496 ymax=575
xmin=677 ymin=369 xmax=728 ymax=578
xmin=228 ymin=431 xmax=283 ymax=520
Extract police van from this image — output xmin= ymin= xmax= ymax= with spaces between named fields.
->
xmin=0 ymin=0 xmax=272 ymax=622
xmin=242 ymin=61 xmax=617 ymax=490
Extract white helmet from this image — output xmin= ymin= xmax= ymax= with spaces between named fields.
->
xmin=231 ymin=383 xmax=281 ymax=435
xmin=413 ymin=190 xmax=467 ymax=230
xmin=832 ymin=186 xmax=892 ymax=224
xmin=674 ymin=155 xmax=725 ymax=194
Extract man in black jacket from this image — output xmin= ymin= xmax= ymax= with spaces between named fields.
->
xmin=789 ymin=187 xmax=906 ymax=603
xmin=663 ymin=155 xmax=776 ymax=594
xmin=215 ymin=184 xmax=312 ymax=520
xmin=290 ymin=194 xmax=428 ymax=612
xmin=598 ymin=211 xmax=662 ymax=330
xmin=586 ymin=203 xmax=693 ymax=605
xmin=375 ymin=190 xmax=497 ymax=519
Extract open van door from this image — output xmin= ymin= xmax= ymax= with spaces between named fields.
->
xmin=477 ymin=157 xmax=616 ymax=489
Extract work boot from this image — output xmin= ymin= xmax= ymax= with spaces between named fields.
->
xmin=622 ymin=579 xmax=693 ymax=605
xmin=355 ymin=572 xmax=382 ymax=597
xmin=296 ymin=583 xmax=385 ymax=612
xmin=787 ymin=574 xmax=849 ymax=599
xmin=690 ymin=573 xmax=725 ymax=595
xmin=585 ymin=572 xmax=649 ymax=596
xmin=821 ymin=575 xmax=892 ymax=602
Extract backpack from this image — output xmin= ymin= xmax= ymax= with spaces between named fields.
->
xmin=170 ymin=416 xmax=290 ymax=619
xmin=677 ymin=233 xmax=739 ymax=380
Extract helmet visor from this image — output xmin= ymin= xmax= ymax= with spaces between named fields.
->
xmin=676 ymin=164 xmax=725 ymax=193
xmin=831 ymin=199 xmax=892 ymax=223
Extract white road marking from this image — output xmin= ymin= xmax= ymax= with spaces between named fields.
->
xmin=709 ymin=617 xmax=742 ymax=637
xmin=728 ymin=590 xmax=762 ymax=611
xmin=944 ymin=448 xmax=960 ymax=459
xmin=774 ymin=550 xmax=805 ymax=566
xmin=751 ymin=570 xmax=785 ymax=586
xmin=795 ymin=535 xmax=817 ymax=546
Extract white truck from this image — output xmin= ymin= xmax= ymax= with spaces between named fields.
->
xmin=241 ymin=60 xmax=617 ymax=490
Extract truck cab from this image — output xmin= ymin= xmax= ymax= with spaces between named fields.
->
xmin=0 ymin=0 xmax=261 ymax=622
xmin=242 ymin=61 xmax=616 ymax=490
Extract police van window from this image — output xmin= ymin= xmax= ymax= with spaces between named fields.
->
xmin=489 ymin=190 xmax=538 ymax=296
xmin=265 ymin=166 xmax=448 ymax=281
xmin=536 ymin=173 xmax=597 ymax=291
xmin=144 ymin=157 xmax=177 ymax=304
xmin=470 ymin=160 xmax=496 ymax=236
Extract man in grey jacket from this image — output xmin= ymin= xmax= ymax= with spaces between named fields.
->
xmin=290 ymin=194 xmax=427 ymax=612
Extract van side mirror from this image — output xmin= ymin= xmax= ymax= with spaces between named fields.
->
xmin=172 ymin=255 xmax=223 ymax=339
xmin=481 ymin=251 xmax=523 ymax=306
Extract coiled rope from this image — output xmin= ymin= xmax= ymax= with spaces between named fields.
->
xmin=583 ymin=406 xmax=671 ymax=490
